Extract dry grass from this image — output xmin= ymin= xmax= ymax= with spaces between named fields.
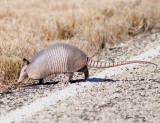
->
xmin=0 ymin=0 xmax=160 ymax=93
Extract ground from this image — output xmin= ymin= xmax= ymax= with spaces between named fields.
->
xmin=0 ymin=31 xmax=160 ymax=123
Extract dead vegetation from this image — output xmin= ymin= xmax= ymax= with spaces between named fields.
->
xmin=0 ymin=0 xmax=160 ymax=93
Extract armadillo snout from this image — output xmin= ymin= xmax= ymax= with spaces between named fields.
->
xmin=17 ymin=74 xmax=28 ymax=83
xmin=18 ymin=65 xmax=28 ymax=83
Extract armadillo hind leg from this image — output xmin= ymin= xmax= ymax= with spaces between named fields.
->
xmin=77 ymin=66 xmax=89 ymax=81
xmin=84 ymin=69 xmax=89 ymax=81
xmin=68 ymin=72 xmax=74 ymax=81
xmin=60 ymin=72 xmax=74 ymax=85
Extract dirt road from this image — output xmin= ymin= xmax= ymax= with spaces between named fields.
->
xmin=0 ymin=32 xmax=160 ymax=123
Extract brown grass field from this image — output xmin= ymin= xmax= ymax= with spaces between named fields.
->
xmin=0 ymin=0 xmax=160 ymax=93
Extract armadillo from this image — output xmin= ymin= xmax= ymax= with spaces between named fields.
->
xmin=18 ymin=43 xmax=156 ymax=84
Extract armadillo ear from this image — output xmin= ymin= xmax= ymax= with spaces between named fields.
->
xmin=21 ymin=57 xmax=30 ymax=65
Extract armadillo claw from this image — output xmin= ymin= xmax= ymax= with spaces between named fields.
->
xmin=83 ymin=79 xmax=88 ymax=82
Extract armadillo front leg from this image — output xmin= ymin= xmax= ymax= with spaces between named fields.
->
xmin=38 ymin=79 xmax=44 ymax=84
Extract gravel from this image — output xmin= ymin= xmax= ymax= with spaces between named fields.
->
xmin=1 ymin=31 xmax=160 ymax=123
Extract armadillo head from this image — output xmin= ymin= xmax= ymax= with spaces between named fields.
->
xmin=17 ymin=58 xmax=30 ymax=83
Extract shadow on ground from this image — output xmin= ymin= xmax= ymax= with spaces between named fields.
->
xmin=1 ymin=78 xmax=158 ymax=95
xmin=27 ymin=77 xmax=150 ymax=86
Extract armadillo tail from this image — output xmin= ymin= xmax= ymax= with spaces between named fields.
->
xmin=87 ymin=57 xmax=157 ymax=68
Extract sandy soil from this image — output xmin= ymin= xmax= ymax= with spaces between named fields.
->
xmin=0 ymin=31 xmax=160 ymax=123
